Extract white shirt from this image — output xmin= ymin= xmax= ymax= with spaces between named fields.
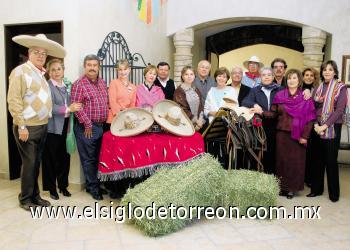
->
xmin=157 ymin=77 xmax=169 ymax=88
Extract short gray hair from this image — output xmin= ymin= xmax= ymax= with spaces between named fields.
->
xmin=83 ymin=54 xmax=100 ymax=66
xmin=259 ymin=66 xmax=274 ymax=76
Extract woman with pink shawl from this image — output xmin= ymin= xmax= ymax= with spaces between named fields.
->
xmin=136 ymin=65 xmax=165 ymax=111
xmin=272 ymin=69 xmax=316 ymax=199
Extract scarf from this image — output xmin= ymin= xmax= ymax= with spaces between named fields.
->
xmin=273 ymin=88 xmax=316 ymax=141
xmin=302 ymin=82 xmax=313 ymax=91
xmin=245 ymin=72 xmax=260 ymax=79
xmin=262 ymin=82 xmax=279 ymax=90
xmin=314 ymin=79 xmax=345 ymax=139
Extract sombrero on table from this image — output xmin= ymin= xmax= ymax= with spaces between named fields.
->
xmin=111 ymin=108 xmax=154 ymax=137
xmin=153 ymin=100 xmax=195 ymax=136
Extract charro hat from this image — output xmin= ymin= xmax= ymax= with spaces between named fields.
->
xmin=153 ymin=100 xmax=195 ymax=137
xmin=243 ymin=56 xmax=264 ymax=69
xmin=12 ymin=34 xmax=66 ymax=58
xmin=111 ymin=108 xmax=154 ymax=137
xmin=222 ymin=97 xmax=238 ymax=110
xmin=232 ymin=106 xmax=254 ymax=121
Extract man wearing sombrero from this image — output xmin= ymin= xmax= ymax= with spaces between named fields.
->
xmin=241 ymin=55 xmax=264 ymax=88
xmin=7 ymin=34 xmax=66 ymax=211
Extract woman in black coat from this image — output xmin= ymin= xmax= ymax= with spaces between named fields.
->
xmin=242 ymin=67 xmax=281 ymax=174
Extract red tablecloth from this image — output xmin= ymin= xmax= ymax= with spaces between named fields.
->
xmin=98 ymin=131 xmax=204 ymax=181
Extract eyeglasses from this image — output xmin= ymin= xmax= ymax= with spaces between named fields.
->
xmin=31 ymin=50 xmax=47 ymax=57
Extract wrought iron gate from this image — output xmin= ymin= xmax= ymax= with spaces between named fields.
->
xmin=97 ymin=31 xmax=148 ymax=85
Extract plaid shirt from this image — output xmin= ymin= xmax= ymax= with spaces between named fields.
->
xmin=71 ymin=75 xmax=108 ymax=129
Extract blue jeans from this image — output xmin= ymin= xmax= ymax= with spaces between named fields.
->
xmin=74 ymin=123 xmax=103 ymax=195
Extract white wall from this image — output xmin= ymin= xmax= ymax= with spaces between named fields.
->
xmin=167 ymin=0 xmax=350 ymax=70
xmin=0 ymin=0 xmax=173 ymax=179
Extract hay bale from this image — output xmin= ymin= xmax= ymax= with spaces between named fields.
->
xmin=120 ymin=154 xmax=226 ymax=237
xmin=222 ymin=170 xmax=280 ymax=218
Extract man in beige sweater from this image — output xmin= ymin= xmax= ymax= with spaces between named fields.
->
xmin=7 ymin=34 xmax=66 ymax=211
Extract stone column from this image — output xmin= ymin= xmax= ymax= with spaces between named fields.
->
xmin=173 ymin=28 xmax=194 ymax=85
xmin=302 ymin=26 xmax=327 ymax=70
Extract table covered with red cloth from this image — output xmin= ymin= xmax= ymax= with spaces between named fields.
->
xmin=98 ymin=131 xmax=205 ymax=181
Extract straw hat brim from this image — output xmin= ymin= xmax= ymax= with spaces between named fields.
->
xmin=110 ymin=108 xmax=154 ymax=137
xmin=221 ymin=102 xmax=237 ymax=110
xmin=12 ymin=34 xmax=66 ymax=58
xmin=233 ymin=106 xmax=255 ymax=121
xmin=153 ymin=100 xmax=195 ymax=137
xmin=222 ymin=97 xmax=237 ymax=104
xmin=243 ymin=60 xmax=264 ymax=69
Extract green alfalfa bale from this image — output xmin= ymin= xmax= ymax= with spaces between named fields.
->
xmin=222 ymin=170 xmax=280 ymax=218
xmin=120 ymin=153 xmax=226 ymax=237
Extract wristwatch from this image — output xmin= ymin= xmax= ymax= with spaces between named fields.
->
xmin=19 ymin=125 xmax=26 ymax=130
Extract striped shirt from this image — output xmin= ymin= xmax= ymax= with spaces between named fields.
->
xmin=71 ymin=75 xmax=108 ymax=129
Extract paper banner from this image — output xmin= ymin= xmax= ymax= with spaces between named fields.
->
xmin=136 ymin=0 xmax=166 ymax=24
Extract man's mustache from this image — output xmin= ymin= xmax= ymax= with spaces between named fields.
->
xmin=89 ymin=70 xmax=97 ymax=73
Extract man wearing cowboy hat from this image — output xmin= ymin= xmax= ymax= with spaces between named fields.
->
xmin=241 ymin=56 xmax=264 ymax=88
xmin=7 ymin=34 xmax=66 ymax=211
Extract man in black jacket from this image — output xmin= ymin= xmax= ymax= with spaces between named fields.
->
xmin=230 ymin=66 xmax=251 ymax=106
xmin=154 ymin=62 xmax=176 ymax=100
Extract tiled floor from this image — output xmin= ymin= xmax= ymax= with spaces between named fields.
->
xmin=1 ymin=167 xmax=350 ymax=250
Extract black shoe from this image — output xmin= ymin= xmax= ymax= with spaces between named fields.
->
xmin=109 ymin=191 xmax=124 ymax=199
xmin=279 ymin=190 xmax=288 ymax=196
xmin=91 ymin=193 xmax=103 ymax=201
xmin=59 ymin=189 xmax=71 ymax=197
xmin=19 ymin=202 xmax=37 ymax=211
xmin=49 ymin=190 xmax=59 ymax=200
xmin=306 ymin=192 xmax=322 ymax=197
xmin=286 ymin=192 xmax=294 ymax=199
xmin=99 ymin=188 xmax=108 ymax=195
xmin=330 ymin=197 xmax=339 ymax=202
xmin=32 ymin=197 xmax=51 ymax=206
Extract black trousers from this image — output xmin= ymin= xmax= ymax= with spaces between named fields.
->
xmin=304 ymin=131 xmax=316 ymax=185
xmin=13 ymin=124 xmax=47 ymax=204
xmin=42 ymin=118 xmax=70 ymax=192
xmin=262 ymin=118 xmax=277 ymax=175
xmin=310 ymin=124 xmax=342 ymax=199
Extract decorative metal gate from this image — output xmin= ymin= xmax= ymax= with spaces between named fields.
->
xmin=97 ymin=31 xmax=148 ymax=85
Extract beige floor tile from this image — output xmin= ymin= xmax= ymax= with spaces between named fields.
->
xmin=218 ymin=241 xmax=273 ymax=250
xmin=66 ymin=224 xmax=119 ymax=241
xmin=0 ymin=230 xmax=31 ymax=249
xmin=201 ymin=224 xmax=245 ymax=244
xmin=123 ymin=242 xmax=178 ymax=250
xmin=30 ymin=223 xmax=67 ymax=243
xmin=0 ymin=166 xmax=349 ymax=249
xmin=84 ymin=239 xmax=122 ymax=250
xmin=28 ymin=241 xmax=84 ymax=250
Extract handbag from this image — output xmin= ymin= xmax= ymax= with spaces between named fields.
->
xmin=66 ymin=111 xmax=76 ymax=154
xmin=64 ymin=78 xmax=77 ymax=154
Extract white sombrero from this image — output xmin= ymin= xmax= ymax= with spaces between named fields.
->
xmin=221 ymin=97 xmax=238 ymax=110
xmin=111 ymin=108 xmax=154 ymax=137
xmin=153 ymin=100 xmax=195 ymax=137
xmin=243 ymin=56 xmax=264 ymax=69
xmin=12 ymin=34 xmax=66 ymax=58
xmin=232 ymin=106 xmax=254 ymax=121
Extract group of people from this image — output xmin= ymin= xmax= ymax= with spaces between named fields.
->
xmin=239 ymin=57 xmax=347 ymax=201
xmin=7 ymin=34 xmax=348 ymax=211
